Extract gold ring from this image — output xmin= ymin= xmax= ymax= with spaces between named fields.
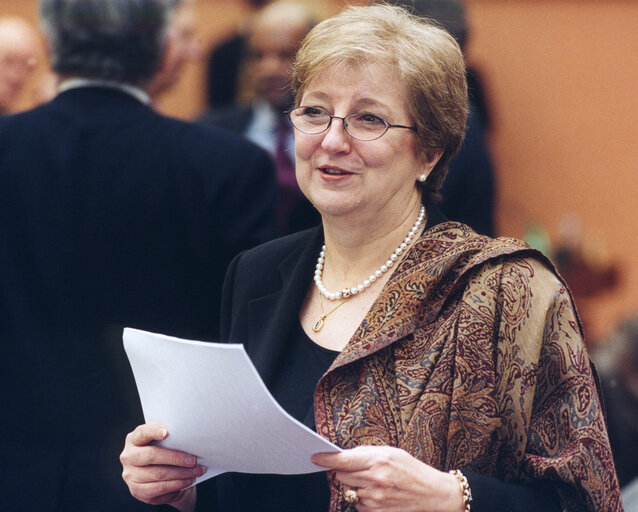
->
xmin=344 ymin=488 xmax=359 ymax=505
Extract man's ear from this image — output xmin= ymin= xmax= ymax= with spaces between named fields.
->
xmin=145 ymin=37 xmax=174 ymax=97
xmin=156 ymin=36 xmax=174 ymax=76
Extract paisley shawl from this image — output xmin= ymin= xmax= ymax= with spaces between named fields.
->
xmin=314 ymin=222 xmax=622 ymax=512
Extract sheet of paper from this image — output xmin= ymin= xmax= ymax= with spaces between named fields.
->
xmin=123 ymin=327 xmax=341 ymax=484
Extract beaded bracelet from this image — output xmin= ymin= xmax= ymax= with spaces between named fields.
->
xmin=449 ymin=469 xmax=472 ymax=512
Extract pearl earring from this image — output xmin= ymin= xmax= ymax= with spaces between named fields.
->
xmin=418 ymin=174 xmax=427 ymax=182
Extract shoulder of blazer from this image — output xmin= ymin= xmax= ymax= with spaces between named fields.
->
xmin=220 ymin=226 xmax=322 ymax=340
xmin=231 ymin=227 xmax=321 ymax=282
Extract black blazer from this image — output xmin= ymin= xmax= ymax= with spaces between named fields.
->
xmin=0 ymin=87 xmax=278 ymax=511
xmin=221 ymin=227 xmax=323 ymax=387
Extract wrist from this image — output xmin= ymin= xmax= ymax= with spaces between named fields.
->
xmin=172 ymin=486 xmax=197 ymax=512
xmin=448 ymin=469 xmax=472 ymax=512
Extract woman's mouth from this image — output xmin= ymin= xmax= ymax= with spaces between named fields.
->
xmin=320 ymin=167 xmax=351 ymax=175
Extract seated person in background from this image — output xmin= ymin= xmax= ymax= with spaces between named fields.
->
xmin=199 ymin=0 xmax=321 ymax=235
xmin=121 ymin=5 xmax=622 ymax=512
xmin=0 ymin=16 xmax=40 ymax=115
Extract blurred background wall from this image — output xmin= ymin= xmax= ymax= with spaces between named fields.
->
xmin=464 ymin=0 xmax=638 ymax=344
xmin=2 ymin=0 xmax=637 ymax=344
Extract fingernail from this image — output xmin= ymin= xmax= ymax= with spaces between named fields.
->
xmin=185 ymin=455 xmax=197 ymax=466
xmin=197 ymin=465 xmax=207 ymax=476
xmin=159 ymin=428 xmax=168 ymax=439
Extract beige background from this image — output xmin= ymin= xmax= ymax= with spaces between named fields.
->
xmin=3 ymin=0 xmax=637 ymax=342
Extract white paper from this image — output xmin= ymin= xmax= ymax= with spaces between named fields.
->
xmin=123 ymin=327 xmax=341 ymax=484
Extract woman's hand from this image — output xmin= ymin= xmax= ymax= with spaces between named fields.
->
xmin=312 ymin=446 xmax=464 ymax=512
xmin=120 ymin=424 xmax=206 ymax=512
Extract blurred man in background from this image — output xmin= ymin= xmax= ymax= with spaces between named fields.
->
xmin=388 ymin=0 xmax=496 ymax=236
xmin=147 ymin=0 xmax=203 ymax=106
xmin=0 ymin=16 xmax=40 ymax=115
xmin=199 ymin=0 xmax=321 ymax=235
xmin=0 ymin=0 xmax=277 ymax=509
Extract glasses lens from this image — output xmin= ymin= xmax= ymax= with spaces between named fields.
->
xmin=345 ymin=113 xmax=388 ymax=140
xmin=290 ymin=107 xmax=330 ymax=134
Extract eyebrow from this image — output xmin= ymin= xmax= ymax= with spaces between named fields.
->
xmin=301 ymin=93 xmax=392 ymax=115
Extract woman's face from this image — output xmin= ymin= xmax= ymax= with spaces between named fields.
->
xmin=294 ymin=62 xmax=433 ymax=224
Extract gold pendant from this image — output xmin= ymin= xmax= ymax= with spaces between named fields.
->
xmin=312 ymin=314 xmax=326 ymax=333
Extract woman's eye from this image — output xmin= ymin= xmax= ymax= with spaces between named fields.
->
xmin=356 ymin=113 xmax=385 ymax=125
xmin=301 ymin=106 xmax=326 ymax=117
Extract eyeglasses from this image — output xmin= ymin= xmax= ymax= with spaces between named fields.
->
xmin=286 ymin=106 xmax=417 ymax=141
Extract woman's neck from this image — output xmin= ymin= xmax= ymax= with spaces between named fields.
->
xmin=319 ymin=198 xmax=425 ymax=291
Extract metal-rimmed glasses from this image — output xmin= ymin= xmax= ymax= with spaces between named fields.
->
xmin=285 ymin=106 xmax=417 ymax=141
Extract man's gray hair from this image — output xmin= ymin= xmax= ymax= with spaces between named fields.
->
xmin=40 ymin=0 xmax=181 ymax=85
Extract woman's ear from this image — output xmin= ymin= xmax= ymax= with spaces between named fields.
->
xmin=416 ymin=150 xmax=443 ymax=183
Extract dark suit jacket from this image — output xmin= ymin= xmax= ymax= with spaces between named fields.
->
xmin=440 ymin=103 xmax=495 ymax=236
xmin=205 ymin=34 xmax=245 ymax=109
xmin=0 ymin=86 xmax=278 ymax=511
xmin=199 ymin=103 xmax=254 ymax=134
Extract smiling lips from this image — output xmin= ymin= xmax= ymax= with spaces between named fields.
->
xmin=320 ymin=167 xmax=352 ymax=176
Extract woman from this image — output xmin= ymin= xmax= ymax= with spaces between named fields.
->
xmin=120 ymin=5 xmax=622 ymax=511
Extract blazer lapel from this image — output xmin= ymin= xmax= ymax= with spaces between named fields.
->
xmin=246 ymin=228 xmax=323 ymax=388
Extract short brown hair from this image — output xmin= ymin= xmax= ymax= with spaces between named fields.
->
xmin=292 ymin=4 xmax=468 ymax=202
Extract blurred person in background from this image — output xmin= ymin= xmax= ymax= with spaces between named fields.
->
xmin=388 ymin=0 xmax=495 ymax=236
xmin=147 ymin=0 xmax=203 ymax=107
xmin=199 ymin=0 xmax=321 ymax=235
xmin=0 ymin=16 xmax=40 ymax=115
xmin=204 ymin=0 xmax=270 ymax=110
xmin=593 ymin=315 xmax=638 ymax=491
xmin=0 ymin=0 xmax=277 ymax=509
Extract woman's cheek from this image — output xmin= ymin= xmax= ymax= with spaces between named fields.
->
xmin=294 ymin=132 xmax=317 ymax=162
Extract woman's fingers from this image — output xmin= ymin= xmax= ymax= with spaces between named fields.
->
xmin=128 ymin=423 xmax=169 ymax=446
xmin=312 ymin=446 xmax=374 ymax=471
xmin=312 ymin=446 xmax=456 ymax=512
xmin=130 ymin=462 xmax=206 ymax=484
xmin=123 ymin=442 xmax=198 ymax=468
xmin=121 ymin=423 xmax=205 ymax=508
xmin=121 ymin=424 xmax=199 ymax=469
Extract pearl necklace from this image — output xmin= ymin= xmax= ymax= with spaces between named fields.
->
xmin=314 ymin=205 xmax=426 ymax=301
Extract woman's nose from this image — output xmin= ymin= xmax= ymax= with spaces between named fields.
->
xmin=320 ymin=117 xmax=351 ymax=153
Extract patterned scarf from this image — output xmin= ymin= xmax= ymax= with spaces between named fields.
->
xmin=314 ymin=222 xmax=622 ymax=511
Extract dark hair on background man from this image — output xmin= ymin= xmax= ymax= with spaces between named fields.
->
xmin=39 ymin=0 xmax=180 ymax=85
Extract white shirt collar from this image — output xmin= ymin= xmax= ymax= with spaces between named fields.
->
xmin=58 ymin=78 xmax=151 ymax=105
